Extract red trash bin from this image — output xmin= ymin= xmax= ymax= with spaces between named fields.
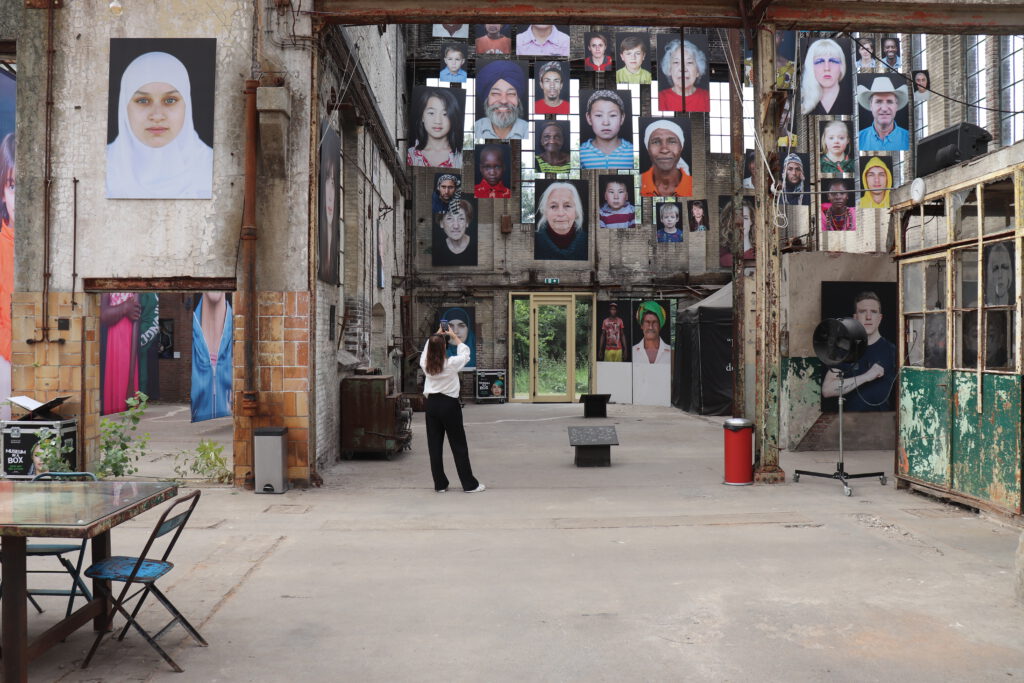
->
xmin=723 ymin=418 xmax=754 ymax=485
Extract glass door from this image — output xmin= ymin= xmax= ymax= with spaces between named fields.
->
xmin=509 ymin=293 xmax=593 ymax=402
xmin=533 ymin=296 xmax=571 ymax=402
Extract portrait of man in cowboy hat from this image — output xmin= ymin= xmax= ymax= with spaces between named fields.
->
xmin=857 ymin=74 xmax=910 ymax=151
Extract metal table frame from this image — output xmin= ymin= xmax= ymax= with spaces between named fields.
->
xmin=0 ymin=480 xmax=177 ymax=682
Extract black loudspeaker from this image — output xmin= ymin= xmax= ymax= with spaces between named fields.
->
xmin=916 ymin=122 xmax=992 ymax=178
xmin=812 ymin=318 xmax=867 ymax=367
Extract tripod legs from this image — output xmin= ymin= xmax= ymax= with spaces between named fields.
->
xmin=793 ymin=462 xmax=886 ymax=495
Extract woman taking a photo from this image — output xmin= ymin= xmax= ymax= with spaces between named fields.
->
xmin=421 ymin=326 xmax=485 ymax=493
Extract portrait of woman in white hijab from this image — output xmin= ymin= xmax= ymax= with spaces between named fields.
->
xmin=106 ymin=39 xmax=215 ymax=199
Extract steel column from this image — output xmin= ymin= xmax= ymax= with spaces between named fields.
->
xmin=753 ymin=24 xmax=785 ymax=483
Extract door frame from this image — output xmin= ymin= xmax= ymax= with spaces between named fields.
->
xmin=508 ymin=292 xmax=594 ymax=403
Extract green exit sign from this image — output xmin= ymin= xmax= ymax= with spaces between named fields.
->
xmin=543 ymin=278 xmax=559 ymax=284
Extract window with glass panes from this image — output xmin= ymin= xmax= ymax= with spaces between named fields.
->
xmin=899 ymin=176 xmax=1018 ymax=373
xmin=708 ymin=81 xmax=730 ymax=153
xmin=1000 ymin=35 xmax=1024 ymax=145
xmin=965 ymin=35 xmax=988 ymax=128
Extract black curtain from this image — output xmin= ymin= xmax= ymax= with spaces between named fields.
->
xmin=674 ymin=305 xmax=733 ymax=416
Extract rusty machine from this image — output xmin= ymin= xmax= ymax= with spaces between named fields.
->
xmin=339 ymin=372 xmax=412 ymax=459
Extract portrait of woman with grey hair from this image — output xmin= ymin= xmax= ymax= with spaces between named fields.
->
xmin=534 ymin=179 xmax=589 ymax=261
xmin=657 ymin=35 xmax=710 ymax=112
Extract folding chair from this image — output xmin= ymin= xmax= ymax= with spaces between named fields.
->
xmin=81 ymin=488 xmax=207 ymax=673
xmin=0 ymin=472 xmax=96 ymax=618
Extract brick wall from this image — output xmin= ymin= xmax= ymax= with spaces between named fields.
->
xmin=231 ymin=291 xmax=312 ymax=487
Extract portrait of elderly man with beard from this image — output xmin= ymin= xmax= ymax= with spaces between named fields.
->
xmin=639 ymin=117 xmax=692 ymax=198
xmin=474 ymin=60 xmax=529 ymax=140
xmin=857 ymin=75 xmax=910 ymax=151
xmin=781 ymin=153 xmax=810 ymax=205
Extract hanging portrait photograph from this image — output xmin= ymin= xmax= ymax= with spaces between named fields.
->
xmin=99 ymin=292 xmax=161 ymax=416
xmin=473 ymin=143 xmax=512 ymax=199
xmin=856 ymin=73 xmax=910 ymax=152
xmin=578 ymin=88 xmax=634 ymax=170
xmin=818 ymin=119 xmax=855 ymax=176
xmin=533 ymin=178 xmax=589 ymax=261
xmin=820 ymin=178 xmax=857 ymax=231
xmin=596 ymin=300 xmax=631 ymax=362
xmin=615 ymin=32 xmax=653 ymax=85
xmin=191 ymin=292 xmax=234 ymax=422
xmin=983 ymin=241 xmax=1015 ymax=306
xmin=780 ymin=152 xmax=811 ymax=206
xmin=638 ymin=116 xmax=693 ymax=198
xmin=318 ymin=120 xmax=341 ymax=284
xmin=718 ymin=195 xmax=755 ymax=268
xmin=474 ymin=24 xmax=512 ymax=55
xmin=584 ymin=31 xmax=614 ymax=72
xmin=912 ymin=70 xmax=931 ymax=101
xmin=534 ymin=120 xmax=572 ymax=173
xmin=858 ymin=155 xmax=893 ymax=209
xmin=775 ymin=30 xmax=797 ymax=89
xmin=687 ymin=199 xmax=709 ymax=232
xmin=438 ymin=42 xmax=468 ymax=83
xmin=819 ymin=282 xmax=898 ymax=412
xmin=407 ymin=85 xmax=465 ymax=168
xmin=435 ymin=306 xmax=477 ymax=369
xmin=473 ymin=58 xmax=529 ymax=141
xmin=655 ymin=200 xmax=684 ymax=242
xmin=799 ymin=35 xmax=853 ymax=116
xmin=534 ymin=60 xmax=570 ymax=115
xmin=598 ymin=175 xmax=637 ymax=229
xmin=106 ymin=38 xmax=216 ymax=199
xmin=630 ymin=299 xmax=672 ymax=365
xmin=657 ymin=33 xmax=710 ymax=113
xmin=432 ymin=196 xmax=478 ymax=267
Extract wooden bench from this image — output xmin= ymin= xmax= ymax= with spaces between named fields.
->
xmin=579 ymin=393 xmax=611 ymax=418
xmin=568 ymin=426 xmax=618 ymax=467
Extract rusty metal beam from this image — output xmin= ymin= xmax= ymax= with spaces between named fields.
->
xmin=311 ymin=0 xmax=1024 ymax=34
xmin=753 ymin=24 xmax=785 ymax=484
xmin=81 ymin=277 xmax=236 ymax=292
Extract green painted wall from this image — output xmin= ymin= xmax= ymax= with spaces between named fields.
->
xmin=900 ymin=368 xmax=1022 ymax=514
xmin=782 ymin=356 xmax=825 ymax=448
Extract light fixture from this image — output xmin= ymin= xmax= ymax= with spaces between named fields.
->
xmin=910 ymin=177 xmax=927 ymax=204
xmin=109 ymin=0 xmax=123 ymax=16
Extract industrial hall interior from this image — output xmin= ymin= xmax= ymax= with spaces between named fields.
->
xmin=0 ymin=0 xmax=1023 ymax=522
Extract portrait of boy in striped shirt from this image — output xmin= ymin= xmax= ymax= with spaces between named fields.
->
xmin=579 ymin=89 xmax=635 ymax=170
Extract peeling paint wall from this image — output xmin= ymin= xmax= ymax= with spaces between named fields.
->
xmin=780 ymin=252 xmax=897 ymax=449
xmin=901 ymin=369 xmax=1022 ymax=514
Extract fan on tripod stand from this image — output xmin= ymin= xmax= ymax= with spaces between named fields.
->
xmin=794 ymin=318 xmax=887 ymax=495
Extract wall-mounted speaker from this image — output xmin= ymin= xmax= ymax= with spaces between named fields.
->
xmin=915 ymin=122 xmax=992 ymax=178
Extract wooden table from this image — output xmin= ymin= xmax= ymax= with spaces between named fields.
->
xmin=0 ymin=480 xmax=177 ymax=683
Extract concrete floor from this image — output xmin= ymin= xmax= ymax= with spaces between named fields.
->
xmin=21 ymin=402 xmax=1024 ymax=682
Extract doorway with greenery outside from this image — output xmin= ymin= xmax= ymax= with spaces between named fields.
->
xmin=509 ymin=293 xmax=594 ymax=402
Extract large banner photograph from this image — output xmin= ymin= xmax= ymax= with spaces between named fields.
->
xmin=106 ymin=38 xmax=216 ymax=199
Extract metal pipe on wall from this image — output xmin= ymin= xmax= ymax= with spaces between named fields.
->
xmin=728 ymin=28 xmax=745 ymax=419
xmin=240 ymin=79 xmax=260 ymax=414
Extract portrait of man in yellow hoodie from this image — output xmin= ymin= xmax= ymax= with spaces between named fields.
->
xmin=859 ymin=156 xmax=893 ymax=209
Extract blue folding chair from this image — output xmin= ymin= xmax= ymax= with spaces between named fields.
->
xmin=0 ymin=472 xmax=96 ymax=618
xmin=81 ymin=489 xmax=207 ymax=673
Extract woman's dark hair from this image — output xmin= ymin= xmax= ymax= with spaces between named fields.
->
xmin=425 ymin=334 xmax=448 ymax=375
xmin=412 ymin=87 xmax=464 ymax=155
xmin=0 ymin=134 xmax=13 ymax=225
